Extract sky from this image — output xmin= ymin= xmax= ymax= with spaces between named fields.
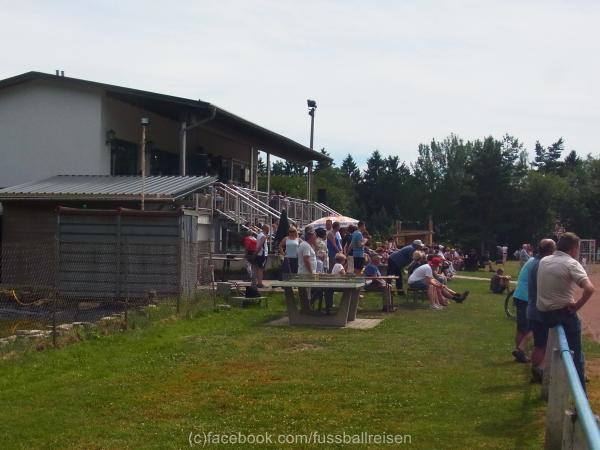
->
xmin=1 ymin=0 xmax=599 ymax=167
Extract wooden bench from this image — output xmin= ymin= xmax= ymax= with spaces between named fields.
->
xmin=406 ymin=287 xmax=428 ymax=303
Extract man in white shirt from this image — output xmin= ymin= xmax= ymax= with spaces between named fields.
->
xmin=408 ymin=257 xmax=468 ymax=310
xmin=537 ymin=232 xmax=595 ymax=388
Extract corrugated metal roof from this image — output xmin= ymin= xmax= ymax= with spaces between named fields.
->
xmin=0 ymin=175 xmax=216 ymax=201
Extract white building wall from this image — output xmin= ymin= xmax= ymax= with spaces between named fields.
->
xmin=0 ymin=80 xmax=104 ymax=187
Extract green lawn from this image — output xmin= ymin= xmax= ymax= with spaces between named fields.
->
xmin=0 ymin=279 xmax=580 ymax=449
xmin=458 ymin=260 xmax=522 ymax=280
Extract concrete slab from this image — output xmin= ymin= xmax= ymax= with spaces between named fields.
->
xmin=267 ymin=316 xmax=383 ymax=329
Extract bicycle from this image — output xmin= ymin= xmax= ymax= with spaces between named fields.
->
xmin=504 ymin=288 xmax=516 ymax=319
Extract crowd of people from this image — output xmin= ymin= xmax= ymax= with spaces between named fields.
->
xmin=241 ymin=218 xmax=595 ymax=393
xmin=241 ymin=219 xmax=470 ymax=311
xmin=492 ymin=233 xmax=595 ymax=390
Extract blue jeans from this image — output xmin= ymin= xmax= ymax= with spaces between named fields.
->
xmin=388 ymin=260 xmax=405 ymax=290
xmin=539 ymin=308 xmax=585 ymax=389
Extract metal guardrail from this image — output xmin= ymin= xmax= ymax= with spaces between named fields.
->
xmin=544 ymin=325 xmax=600 ymax=449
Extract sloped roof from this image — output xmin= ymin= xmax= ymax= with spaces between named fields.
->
xmin=0 ymin=175 xmax=216 ymax=202
xmin=0 ymin=71 xmax=330 ymax=163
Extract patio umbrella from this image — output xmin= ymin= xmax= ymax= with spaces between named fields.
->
xmin=306 ymin=215 xmax=358 ymax=229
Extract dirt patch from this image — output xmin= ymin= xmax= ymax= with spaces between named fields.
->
xmin=580 ymin=272 xmax=600 ymax=342
xmin=585 ymin=358 xmax=600 ymax=411
xmin=286 ymin=342 xmax=324 ymax=353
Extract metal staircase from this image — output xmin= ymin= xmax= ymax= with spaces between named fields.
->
xmin=210 ymin=183 xmax=340 ymax=232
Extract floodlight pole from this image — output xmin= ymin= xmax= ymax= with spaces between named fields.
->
xmin=141 ymin=117 xmax=149 ymax=210
xmin=307 ymin=100 xmax=316 ymax=202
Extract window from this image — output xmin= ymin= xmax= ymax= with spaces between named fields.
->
xmin=149 ymin=149 xmax=179 ymax=175
xmin=110 ymin=139 xmax=138 ymax=175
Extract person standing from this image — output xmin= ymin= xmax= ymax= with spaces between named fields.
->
xmin=501 ymin=245 xmax=508 ymax=265
xmin=537 ymin=232 xmax=595 ymax=388
xmin=297 ymin=231 xmax=317 ymax=275
xmin=388 ymin=240 xmax=424 ymax=294
xmin=252 ymin=224 xmax=269 ymax=288
xmin=278 ymin=227 xmax=300 ymax=278
xmin=511 ymin=255 xmax=534 ymax=363
xmin=326 ymin=222 xmax=343 ymax=272
xmin=315 ymin=228 xmax=329 ymax=271
xmin=351 ymin=221 xmax=367 ymax=274
xmin=526 ymin=238 xmax=556 ymax=383
xmin=519 ymin=244 xmax=530 ymax=268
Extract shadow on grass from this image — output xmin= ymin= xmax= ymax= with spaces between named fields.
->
xmin=475 ymin=378 xmax=544 ymax=447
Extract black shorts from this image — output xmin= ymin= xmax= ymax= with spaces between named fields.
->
xmin=531 ymin=319 xmax=549 ymax=348
xmin=254 ymin=255 xmax=267 ymax=269
xmin=514 ymin=298 xmax=531 ymax=332
xmin=353 ymin=257 xmax=365 ymax=271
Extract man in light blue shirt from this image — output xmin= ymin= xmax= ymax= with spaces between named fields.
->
xmin=511 ymin=254 xmax=533 ymax=363
xmin=351 ymin=221 xmax=366 ymax=274
xmin=526 ymin=238 xmax=556 ymax=383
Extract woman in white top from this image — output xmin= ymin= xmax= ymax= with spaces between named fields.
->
xmin=279 ymin=227 xmax=301 ymax=278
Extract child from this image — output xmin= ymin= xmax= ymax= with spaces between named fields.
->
xmin=331 ymin=253 xmax=346 ymax=275
xmin=311 ymin=248 xmax=327 ymax=310
xmin=323 ymin=253 xmax=346 ymax=314
xmin=490 ymin=268 xmax=511 ymax=294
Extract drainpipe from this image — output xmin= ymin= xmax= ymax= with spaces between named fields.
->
xmin=181 ymin=106 xmax=217 ymax=176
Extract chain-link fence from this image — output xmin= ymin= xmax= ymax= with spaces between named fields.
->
xmin=0 ymin=241 xmax=216 ymax=351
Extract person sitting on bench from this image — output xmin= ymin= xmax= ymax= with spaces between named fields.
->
xmin=408 ymin=257 xmax=469 ymax=310
xmin=364 ymin=254 xmax=393 ymax=312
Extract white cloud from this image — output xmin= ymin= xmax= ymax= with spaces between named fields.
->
xmin=1 ymin=0 xmax=599 ymax=165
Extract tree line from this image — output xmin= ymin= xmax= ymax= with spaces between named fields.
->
xmin=258 ymin=134 xmax=600 ymax=251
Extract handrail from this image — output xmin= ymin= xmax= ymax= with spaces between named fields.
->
xmin=314 ymin=201 xmax=341 ymax=216
xmin=231 ymin=185 xmax=282 ymax=218
xmin=238 ymin=186 xmax=337 ymax=218
xmin=556 ymin=325 xmax=600 ymax=450
xmin=215 ymin=182 xmax=279 ymax=222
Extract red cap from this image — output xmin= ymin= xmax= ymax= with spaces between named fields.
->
xmin=430 ymin=257 xmax=442 ymax=267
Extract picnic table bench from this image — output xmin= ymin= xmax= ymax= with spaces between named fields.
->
xmin=270 ymin=278 xmax=366 ymax=327
xmin=205 ymin=255 xmax=243 ymax=282
xmin=365 ymin=275 xmax=398 ymax=312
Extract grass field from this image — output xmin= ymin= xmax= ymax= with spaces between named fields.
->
xmin=458 ymin=260 xmax=522 ymax=280
xmin=1 ymin=279 xmax=598 ymax=449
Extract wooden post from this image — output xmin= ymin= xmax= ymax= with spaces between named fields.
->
xmin=427 ymin=215 xmax=433 ymax=246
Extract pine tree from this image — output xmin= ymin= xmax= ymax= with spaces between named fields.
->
xmin=340 ymin=154 xmax=361 ymax=184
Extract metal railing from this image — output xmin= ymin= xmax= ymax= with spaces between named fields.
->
xmin=212 ymin=183 xmax=280 ymax=232
xmin=543 ymin=325 xmax=600 ymax=449
xmin=236 ymin=186 xmax=340 ymax=228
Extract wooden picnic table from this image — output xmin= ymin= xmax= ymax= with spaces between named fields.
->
xmin=270 ymin=279 xmax=366 ymax=327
